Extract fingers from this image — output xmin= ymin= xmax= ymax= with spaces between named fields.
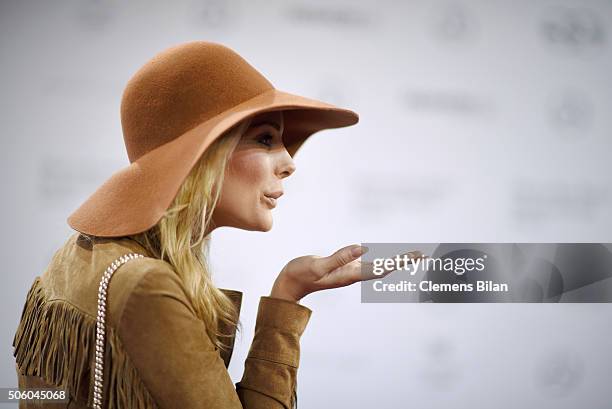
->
xmin=360 ymin=250 xmax=428 ymax=281
xmin=315 ymin=245 xmax=428 ymax=280
xmin=323 ymin=249 xmax=428 ymax=287
xmin=316 ymin=244 xmax=368 ymax=273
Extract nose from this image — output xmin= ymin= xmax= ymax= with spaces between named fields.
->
xmin=277 ymin=149 xmax=296 ymax=179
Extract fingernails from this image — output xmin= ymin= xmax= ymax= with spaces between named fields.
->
xmin=351 ymin=245 xmax=369 ymax=257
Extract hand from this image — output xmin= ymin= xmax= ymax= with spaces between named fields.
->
xmin=270 ymin=245 xmax=426 ymax=302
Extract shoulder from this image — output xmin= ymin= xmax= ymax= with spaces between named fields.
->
xmin=107 ymin=254 xmax=193 ymax=326
xmin=82 ymin=232 xmax=181 ymax=302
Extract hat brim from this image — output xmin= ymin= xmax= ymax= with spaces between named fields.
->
xmin=67 ymin=88 xmax=358 ymax=237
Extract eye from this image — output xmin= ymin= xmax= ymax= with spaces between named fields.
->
xmin=257 ymin=133 xmax=274 ymax=147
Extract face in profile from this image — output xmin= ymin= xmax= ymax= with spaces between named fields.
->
xmin=211 ymin=110 xmax=296 ymax=232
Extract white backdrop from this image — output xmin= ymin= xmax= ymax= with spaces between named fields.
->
xmin=1 ymin=0 xmax=611 ymax=407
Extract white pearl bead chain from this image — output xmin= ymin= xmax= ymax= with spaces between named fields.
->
xmin=93 ymin=253 xmax=145 ymax=409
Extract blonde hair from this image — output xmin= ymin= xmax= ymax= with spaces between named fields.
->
xmin=127 ymin=117 xmax=251 ymax=352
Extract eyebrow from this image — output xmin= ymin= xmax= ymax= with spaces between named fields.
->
xmin=251 ymin=120 xmax=281 ymax=132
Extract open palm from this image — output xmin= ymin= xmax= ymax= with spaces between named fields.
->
xmin=275 ymin=245 xmax=425 ymax=301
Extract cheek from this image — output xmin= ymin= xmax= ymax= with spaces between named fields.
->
xmin=229 ymin=151 xmax=269 ymax=187
xmin=219 ymin=150 xmax=272 ymax=218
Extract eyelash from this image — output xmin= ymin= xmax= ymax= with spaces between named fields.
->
xmin=257 ymin=133 xmax=274 ymax=147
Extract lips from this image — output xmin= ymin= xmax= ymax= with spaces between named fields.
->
xmin=263 ymin=196 xmax=277 ymax=208
xmin=265 ymin=191 xmax=283 ymax=199
xmin=263 ymin=191 xmax=283 ymax=208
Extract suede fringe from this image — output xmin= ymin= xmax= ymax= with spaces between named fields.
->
xmin=291 ymin=385 xmax=298 ymax=409
xmin=12 ymin=277 xmax=159 ymax=409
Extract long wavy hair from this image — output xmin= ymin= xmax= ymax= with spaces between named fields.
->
xmin=125 ymin=117 xmax=252 ymax=352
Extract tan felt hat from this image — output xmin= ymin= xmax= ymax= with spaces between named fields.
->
xmin=67 ymin=41 xmax=359 ymax=237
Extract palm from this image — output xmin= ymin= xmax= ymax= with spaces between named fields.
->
xmin=279 ymin=246 xmax=425 ymax=299
xmin=314 ymin=259 xmax=362 ymax=289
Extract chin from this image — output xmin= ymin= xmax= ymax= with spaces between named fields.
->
xmin=256 ymin=218 xmax=273 ymax=232
xmin=238 ymin=214 xmax=273 ymax=232
xmin=256 ymin=213 xmax=274 ymax=232
xmin=218 ymin=208 xmax=274 ymax=232
xmin=242 ymin=222 xmax=272 ymax=232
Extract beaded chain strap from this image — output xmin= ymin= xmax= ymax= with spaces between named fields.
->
xmin=93 ymin=253 xmax=145 ymax=409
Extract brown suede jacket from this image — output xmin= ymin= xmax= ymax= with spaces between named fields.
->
xmin=12 ymin=233 xmax=312 ymax=408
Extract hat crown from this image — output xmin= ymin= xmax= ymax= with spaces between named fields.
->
xmin=120 ymin=41 xmax=274 ymax=162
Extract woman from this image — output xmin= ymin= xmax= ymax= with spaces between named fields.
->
xmin=12 ymin=41 xmax=406 ymax=409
